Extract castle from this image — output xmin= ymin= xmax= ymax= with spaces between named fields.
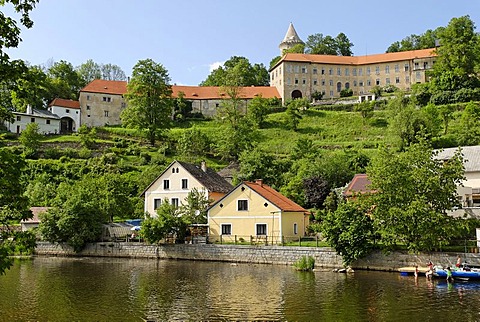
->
xmin=270 ymin=23 xmax=436 ymax=102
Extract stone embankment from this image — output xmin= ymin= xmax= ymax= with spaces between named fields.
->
xmin=34 ymin=241 xmax=480 ymax=271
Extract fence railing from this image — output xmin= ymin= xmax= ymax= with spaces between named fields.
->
xmin=208 ymin=235 xmax=323 ymax=247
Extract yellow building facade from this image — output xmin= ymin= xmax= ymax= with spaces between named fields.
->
xmin=208 ymin=180 xmax=309 ymax=244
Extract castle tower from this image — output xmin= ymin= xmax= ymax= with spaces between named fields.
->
xmin=279 ymin=23 xmax=304 ymax=55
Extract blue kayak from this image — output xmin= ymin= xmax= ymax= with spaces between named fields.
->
xmin=434 ymin=268 xmax=480 ymax=280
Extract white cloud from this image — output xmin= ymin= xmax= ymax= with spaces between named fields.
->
xmin=209 ymin=61 xmax=224 ymax=72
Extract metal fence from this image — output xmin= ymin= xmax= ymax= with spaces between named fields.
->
xmin=207 ymin=235 xmax=324 ymax=247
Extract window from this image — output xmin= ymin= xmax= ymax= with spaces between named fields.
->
xmin=294 ymin=66 xmax=299 ymax=73
xmin=302 ymin=79 xmax=306 ymax=85
xmin=171 ymin=198 xmax=179 ymax=207
xmin=121 ymin=102 xmax=126 ymax=108
xmin=396 ymin=77 xmax=400 ymax=84
xmin=385 ymin=66 xmax=390 ymax=74
xmin=312 ymin=68 xmax=317 ymax=74
xmin=321 ymin=68 xmax=325 ymax=75
xmin=256 ymin=224 xmax=267 ymax=236
xmin=416 ymin=71 xmax=421 ymax=80
xmin=424 ymin=62 xmax=429 ymax=69
xmin=46 ymin=120 xmax=50 ymax=124
xmin=395 ymin=64 xmax=399 ymax=73
xmin=87 ymin=95 xmax=91 ymax=100
xmin=294 ymin=223 xmax=298 ymax=235
xmin=406 ymin=76 xmax=410 ymax=83
xmin=66 ymin=109 xmax=70 ymax=113
xmin=336 ymin=82 xmax=342 ymax=92
xmin=353 ymin=80 xmax=357 ymax=87
xmin=154 ymin=199 xmax=162 ymax=209
xmin=345 ymin=68 xmax=349 ymax=76
xmin=329 ymin=80 xmax=333 ymax=86
xmin=386 ymin=78 xmax=390 ymax=84
xmin=237 ymin=200 xmax=248 ymax=211
xmin=376 ymin=79 xmax=380 ymax=86
xmin=16 ymin=116 xmax=21 ymax=121
xmin=352 ymin=68 xmax=357 ymax=76
xmin=163 ymin=179 xmax=170 ymax=190
xmin=182 ymin=179 xmax=188 ymax=189
xmin=221 ymin=224 xmax=232 ymax=235
xmin=367 ymin=80 xmax=371 ymax=86
xmin=294 ymin=78 xmax=299 ymax=84
xmin=313 ymin=79 xmax=318 ymax=86
xmin=321 ymin=79 xmax=325 ymax=86
xmin=366 ymin=67 xmax=371 ymax=76
xmin=301 ymin=67 xmax=307 ymax=73
xmin=104 ymin=111 xmax=109 ymax=117
xmin=86 ymin=105 xmax=90 ymax=110
xmin=31 ymin=118 xmax=35 ymax=123
xmin=404 ymin=64 xmax=409 ymax=71
xmin=414 ymin=62 xmax=419 ymax=69
xmin=359 ymin=81 xmax=364 ymax=87
xmin=329 ymin=90 xmax=333 ymax=97
xmin=102 ymin=96 xmax=111 ymax=102
xmin=358 ymin=68 xmax=363 ymax=76
xmin=337 ymin=68 xmax=341 ymax=76
xmin=329 ymin=68 xmax=333 ymax=75
xmin=375 ymin=66 xmax=380 ymax=75
xmin=87 ymin=115 xmax=91 ymax=118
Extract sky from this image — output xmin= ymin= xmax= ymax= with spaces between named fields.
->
xmin=4 ymin=0 xmax=480 ymax=86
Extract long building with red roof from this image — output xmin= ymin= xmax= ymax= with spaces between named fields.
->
xmin=270 ymin=24 xmax=437 ymax=102
xmin=78 ymin=80 xmax=280 ymax=127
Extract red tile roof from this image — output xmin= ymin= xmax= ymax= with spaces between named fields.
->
xmin=80 ymin=79 xmax=280 ymax=100
xmin=80 ymin=79 xmax=127 ymax=95
xmin=245 ymin=180 xmax=307 ymax=213
xmin=343 ymin=174 xmax=373 ymax=197
xmin=48 ymin=98 xmax=80 ymax=109
xmin=272 ymin=48 xmax=436 ymax=70
xmin=172 ymin=85 xmax=280 ymax=100
xmin=21 ymin=207 xmax=50 ymax=223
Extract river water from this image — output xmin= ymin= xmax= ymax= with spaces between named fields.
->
xmin=1 ymin=257 xmax=480 ymax=321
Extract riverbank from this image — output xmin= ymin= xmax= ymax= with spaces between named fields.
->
xmin=34 ymin=241 xmax=480 ymax=271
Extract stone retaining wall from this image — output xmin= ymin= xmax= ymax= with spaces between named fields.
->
xmin=34 ymin=241 xmax=480 ymax=271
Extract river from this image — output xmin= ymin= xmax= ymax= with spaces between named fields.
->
xmin=1 ymin=257 xmax=480 ymax=321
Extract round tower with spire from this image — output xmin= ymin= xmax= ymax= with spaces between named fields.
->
xmin=279 ymin=23 xmax=304 ymax=55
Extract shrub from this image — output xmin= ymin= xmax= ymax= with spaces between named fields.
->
xmin=293 ymin=255 xmax=315 ymax=271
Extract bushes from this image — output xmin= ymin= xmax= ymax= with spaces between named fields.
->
xmin=293 ymin=255 xmax=315 ymax=271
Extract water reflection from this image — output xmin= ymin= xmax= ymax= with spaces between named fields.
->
xmin=1 ymin=257 xmax=480 ymax=321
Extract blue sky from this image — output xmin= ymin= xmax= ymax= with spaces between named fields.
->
xmin=4 ymin=0 xmax=480 ymax=86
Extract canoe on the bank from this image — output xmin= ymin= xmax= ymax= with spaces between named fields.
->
xmin=398 ymin=266 xmax=428 ymax=276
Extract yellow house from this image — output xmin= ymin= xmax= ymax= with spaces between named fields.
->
xmin=208 ymin=180 xmax=309 ymax=244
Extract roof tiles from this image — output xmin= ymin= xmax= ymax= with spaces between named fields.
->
xmin=245 ymin=180 xmax=307 ymax=212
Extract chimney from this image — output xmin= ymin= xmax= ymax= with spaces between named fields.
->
xmin=201 ymin=160 xmax=207 ymax=172
xmin=255 ymin=179 xmax=263 ymax=186
xmin=26 ymin=104 xmax=33 ymax=115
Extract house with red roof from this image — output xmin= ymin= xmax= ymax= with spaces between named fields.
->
xmin=342 ymin=174 xmax=374 ymax=199
xmin=208 ymin=179 xmax=309 ymax=244
xmin=48 ymin=98 xmax=81 ymax=133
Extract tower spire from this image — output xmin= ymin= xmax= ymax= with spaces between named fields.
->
xmin=279 ymin=23 xmax=304 ymax=55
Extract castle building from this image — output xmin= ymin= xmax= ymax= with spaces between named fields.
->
xmin=270 ymin=24 xmax=436 ymax=102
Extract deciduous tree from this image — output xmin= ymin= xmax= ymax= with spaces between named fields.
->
xmin=200 ymin=56 xmax=269 ymax=86
xmin=122 ymin=59 xmax=173 ymax=146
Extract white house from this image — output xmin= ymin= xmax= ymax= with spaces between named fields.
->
xmin=4 ymin=105 xmax=61 ymax=135
xmin=141 ymin=160 xmax=232 ymax=216
xmin=48 ymin=98 xmax=81 ymax=133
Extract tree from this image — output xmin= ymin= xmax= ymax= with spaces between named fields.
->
xmin=246 ymin=94 xmax=272 ymax=128
xmin=0 ymin=0 xmax=38 ymax=273
xmin=321 ymin=199 xmax=375 ymax=266
xmin=284 ymin=98 xmax=307 ymax=131
xmin=305 ymin=32 xmax=353 ymax=56
xmin=386 ymin=28 xmax=443 ymax=53
xmin=457 ymin=101 xmax=480 ymax=146
xmin=46 ymin=60 xmax=84 ymax=100
xmin=0 ymin=149 xmax=35 ymax=274
xmin=200 ymin=56 xmax=269 ymax=86
xmin=100 ymin=63 xmax=127 ymax=81
xmin=76 ymin=59 xmax=101 ymax=84
xmin=354 ymin=100 xmax=374 ymax=121
xmin=431 ymin=16 xmax=480 ymax=91
xmin=141 ymin=201 xmax=187 ymax=243
xmin=19 ymin=122 xmax=42 ymax=156
xmin=237 ymin=147 xmax=278 ymax=185
xmin=177 ymin=126 xmax=211 ymax=161
xmin=173 ymin=91 xmax=193 ymax=121
xmin=179 ymin=188 xmax=212 ymax=225
xmin=10 ymin=65 xmax=51 ymax=110
xmin=303 ymin=175 xmax=330 ymax=209
xmin=367 ymin=143 xmax=465 ymax=252
xmin=122 ymin=59 xmax=173 ymax=146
